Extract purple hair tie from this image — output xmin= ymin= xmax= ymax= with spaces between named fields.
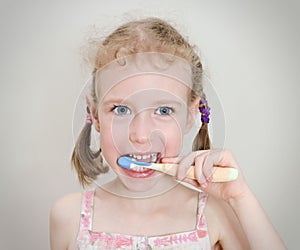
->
xmin=199 ymin=99 xmax=210 ymax=123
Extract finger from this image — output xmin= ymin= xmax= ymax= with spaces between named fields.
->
xmin=176 ymin=150 xmax=209 ymax=181
xmin=180 ymin=177 xmax=201 ymax=189
xmin=202 ymin=152 xmax=216 ymax=182
xmin=201 ymin=149 xmax=241 ymax=184
xmin=176 ymin=152 xmax=198 ymax=180
xmin=160 ymin=156 xmax=182 ymax=164
xmin=194 ymin=154 xmax=207 ymax=185
xmin=194 ymin=150 xmax=224 ymax=186
xmin=179 ymin=177 xmax=209 ymax=191
xmin=208 ymin=148 xmax=239 ymax=169
xmin=199 ymin=148 xmax=235 ymax=170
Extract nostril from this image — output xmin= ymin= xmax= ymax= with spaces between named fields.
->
xmin=129 ymin=133 xmax=150 ymax=144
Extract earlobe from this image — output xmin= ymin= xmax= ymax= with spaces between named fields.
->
xmin=86 ymin=94 xmax=101 ymax=132
xmin=93 ymin=117 xmax=101 ymax=132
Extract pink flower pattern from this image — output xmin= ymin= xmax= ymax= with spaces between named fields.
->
xmin=76 ymin=189 xmax=211 ymax=249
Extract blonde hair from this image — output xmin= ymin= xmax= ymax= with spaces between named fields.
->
xmin=72 ymin=17 xmax=210 ymax=187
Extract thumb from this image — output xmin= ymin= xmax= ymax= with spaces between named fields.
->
xmin=160 ymin=156 xmax=182 ymax=164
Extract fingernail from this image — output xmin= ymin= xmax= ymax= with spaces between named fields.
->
xmin=177 ymin=170 xmax=184 ymax=181
xmin=160 ymin=158 xmax=167 ymax=163
xmin=201 ymin=182 xmax=208 ymax=188
xmin=177 ymin=174 xmax=184 ymax=181
xmin=207 ymin=176 xmax=213 ymax=182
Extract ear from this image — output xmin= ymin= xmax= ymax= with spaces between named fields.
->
xmin=184 ymin=97 xmax=199 ymax=133
xmin=86 ymin=94 xmax=100 ymax=132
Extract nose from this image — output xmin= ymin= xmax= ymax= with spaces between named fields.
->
xmin=129 ymin=111 xmax=152 ymax=145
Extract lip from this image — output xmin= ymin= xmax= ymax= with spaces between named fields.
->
xmin=121 ymin=168 xmax=157 ymax=178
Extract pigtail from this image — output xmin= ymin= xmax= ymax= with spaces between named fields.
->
xmin=192 ymin=122 xmax=211 ymax=151
xmin=192 ymin=99 xmax=211 ymax=151
xmin=71 ymin=96 xmax=109 ymax=186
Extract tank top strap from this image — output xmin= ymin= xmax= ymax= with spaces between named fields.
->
xmin=79 ymin=188 xmax=95 ymax=232
xmin=196 ymin=192 xmax=209 ymax=230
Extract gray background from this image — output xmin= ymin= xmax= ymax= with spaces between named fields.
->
xmin=0 ymin=0 xmax=299 ymax=249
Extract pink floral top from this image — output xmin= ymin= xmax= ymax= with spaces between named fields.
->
xmin=76 ymin=189 xmax=211 ymax=249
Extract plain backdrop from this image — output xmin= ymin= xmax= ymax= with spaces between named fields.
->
xmin=0 ymin=0 xmax=299 ymax=249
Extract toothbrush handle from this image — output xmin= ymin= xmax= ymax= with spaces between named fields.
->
xmin=162 ymin=164 xmax=238 ymax=182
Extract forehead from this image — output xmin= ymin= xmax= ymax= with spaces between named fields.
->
xmin=95 ymin=52 xmax=193 ymax=104
xmin=100 ymin=74 xmax=190 ymax=105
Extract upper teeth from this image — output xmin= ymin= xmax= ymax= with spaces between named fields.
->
xmin=129 ymin=153 xmax=158 ymax=163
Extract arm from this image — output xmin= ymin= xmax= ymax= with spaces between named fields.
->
xmin=49 ymin=193 xmax=82 ymax=250
xmin=228 ymin=186 xmax=286 ymax=249
xmin=206 ymin=196 xmax=251 ymax=249
xmin=163 ymin=149 xmax=287 ymax=249
xmin=50 ymin=204 xmax=69 ymax=250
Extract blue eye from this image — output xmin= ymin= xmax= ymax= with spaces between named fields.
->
xmin=113 ymin=105 xmax=131 ymax=115
xmin=155 ymin=106 xmax=173 ymax=115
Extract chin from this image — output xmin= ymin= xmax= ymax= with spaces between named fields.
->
xmin=117 ymin=172 xmax=177 ymax=197
xmin=121 ymin=175 xmax=161 ymax=192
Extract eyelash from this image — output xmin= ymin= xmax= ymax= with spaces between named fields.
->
xmin=111 ymin=105 xmax=174 ymax=116
xmin=155 ymin=106 xmax=174 ymax=115
xmin=112 ymin=105 xmax=131 ymax=115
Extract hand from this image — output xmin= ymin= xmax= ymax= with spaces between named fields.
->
xmin=162 ymin=149 xmax=250 ymax=202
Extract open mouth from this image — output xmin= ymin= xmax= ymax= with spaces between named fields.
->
xmin=120 ymin=152 xmax=161 ymax=178
xmin=127 ymin=152 xmax=160 ymax=163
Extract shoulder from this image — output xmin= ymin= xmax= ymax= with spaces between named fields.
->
xmin=205 ymin=195 xmax=250 ymax=249
xmin=50 ymin=192 xmax=83 ymax=250
xmin=50 ymin=192 xmax=83 ymax=223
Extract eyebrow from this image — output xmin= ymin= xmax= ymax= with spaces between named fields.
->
xmin=102 ymin=98 xmax=184 ymax=106
xmin=151 ymin=99 xmax=184 ymax=106
xmin=101 ymin=98 xmax=124 ymax=106
xmin=101 ymin=98 xmax=126 ymax=106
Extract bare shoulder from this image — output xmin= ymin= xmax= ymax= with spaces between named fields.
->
xmin=50 ymin=192 xmax=83 ymax=250
xmin=51 ymin=192 xmax=82 ymax=218
xmin=205 ymin=195 xmax=250 ymax=249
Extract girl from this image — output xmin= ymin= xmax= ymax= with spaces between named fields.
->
xmin=50 ymin=18 xmax=286 ymax=249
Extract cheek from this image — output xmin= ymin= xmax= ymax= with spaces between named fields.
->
xmin=99 ymin=120 xmax=120 ymax=165
xmin=159 ymin=123 xmax=183 ymax=155
xmin=99 ymin=114 xmax=185 ymax=158
xmin=102 ymin=119 xmax=132 ymax=155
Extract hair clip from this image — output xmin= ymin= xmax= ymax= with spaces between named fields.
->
xmin=86 ymin=107 xmax=93 ymax=124
xmin=199 ymin=99 xmax=210 ymax=123
xmin=86 ymin=114 xmax=93 ymax=124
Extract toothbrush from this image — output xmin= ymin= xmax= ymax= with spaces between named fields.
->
xmin=118 ymin=156 xmax=238 ymax=182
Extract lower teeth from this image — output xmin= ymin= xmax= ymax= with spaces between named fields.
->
xmin=132 ymin=167 xmax=147 ymax=172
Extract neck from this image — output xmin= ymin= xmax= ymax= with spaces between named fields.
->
xmin=101 ymin=175 xmax=180 ymax=199
xmin=98 ymin=179 xmax=195 ymax=214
